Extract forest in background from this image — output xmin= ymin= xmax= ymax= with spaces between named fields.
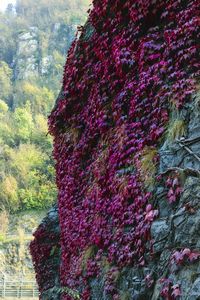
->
xmin=0 ymin=0 xmax=90 ymax=212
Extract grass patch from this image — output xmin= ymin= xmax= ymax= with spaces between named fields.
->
xmin=140 ymin=147 xmax=158 ymax=188
xmin=0 ymin=233 xmax=6 ymax=243
xmin=101 ymin=256 xmax=111 ymax=274
xmin=81 ymin=245 xmax=96 ymax=272
xmin=120 ymin=291 xmax=132 ymax=300
xmin=167 ymin=119 xmax=186 ymax=142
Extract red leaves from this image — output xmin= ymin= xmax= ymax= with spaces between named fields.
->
xmin=30 ymin=225 xmax=60 ymax=296
xmin=171 ymin=250 xmax=184 ymax=265
xmin=171 ymin=284 xmax=181 ymax=298
xmin=145 ymin=204 xmax=159 ymax=222
xmin=171 ymin=248 xmax=200 ymax=265
xmin=46 ymin=0 xmax=200 ymax=298
xmin=145 ymin=274 xmax=154 ymax=288
xmin=166 ymin=173 xmax=182 ymax=204
xmin=188 ymin=251 xmax=200 ymax=262
xmin=160 ymin=279 xmax=181 ymax=299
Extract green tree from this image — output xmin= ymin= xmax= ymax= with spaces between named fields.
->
xmin=0 ymin=99 xmax=8 ymax=113
xmin=14 ymin=82 xmax=55 ymax=114
xmin=32 ymin=114 xmax=52 ymax=151
xmin=13 ymin=103 xmax=34 ymax=143
xmin=0 ymin=0 xmax=91 ymax=213
xmin=0 ymin=61 xmax=12 ymax=102
xmin=0 ymin=175 xmax=18 ymax=211
xmin=19 ymin=173 xmax=57 ymax=209
xmin=9 ymin=143 xmax=45 ymax=180
xmin=0 ymin=105 xmax=15 ymax=146
xmin=52 ymin=50 xmax=65 ymax=76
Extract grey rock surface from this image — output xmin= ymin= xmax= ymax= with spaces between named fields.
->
xmin=32 ymin=79 xmax=200 ymax=300
xmin=87 ymin=92 xmax=200 ymax=299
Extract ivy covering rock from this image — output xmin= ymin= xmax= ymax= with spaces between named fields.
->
xmin=31 ymin=0 xmax=200 ymax=299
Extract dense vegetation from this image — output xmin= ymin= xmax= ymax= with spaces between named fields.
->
xmin=31 ymin=0 xmax=199 ymax=299
xmin=0 ymin=0 xmax=90 ymax=212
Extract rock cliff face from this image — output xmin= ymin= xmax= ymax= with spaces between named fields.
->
xmin=30 ymin=206 xmax=61 ymax=299
xmin=14 ymin=27 xmax=39 ymax=79
xmin=31 ymin=0 xmax=200 ymax=299
xmin=14 ymin=24 xmax=77 ymax=80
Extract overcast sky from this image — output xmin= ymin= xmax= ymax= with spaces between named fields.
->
xmin=0 ymin=0 xmax=16 ymax=11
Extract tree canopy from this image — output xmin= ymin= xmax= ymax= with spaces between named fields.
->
xmin=0 ymin=0 xmax=90 ymax=212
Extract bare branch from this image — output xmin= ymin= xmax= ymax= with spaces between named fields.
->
xmin=160 ymin=167 xmax=200 ymax=177
xmin=177 ymin=141 xmax=200 ymax=163
xmin=176 ymin=136 xmax=200 ymax=146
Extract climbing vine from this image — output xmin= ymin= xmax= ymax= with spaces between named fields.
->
xmin=31 ymin=0 xmax=199 ymax=299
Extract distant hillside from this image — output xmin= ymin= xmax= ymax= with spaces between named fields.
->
xmin=0 ymin=0 xmax=90 ymax=213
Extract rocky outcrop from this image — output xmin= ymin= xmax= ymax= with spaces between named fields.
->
xmin=32 ymin=93 xmax=200 ymax=300
xmin=30 ymin=206 xmax=61 ymax=300
xmin=14 ymin=27 xmax=40 ymax=79
xmin=88 ymin=94 xmax=200 ymax=300
xmin=31 ymin=0 xmax=200 ymax=299
xmin=13 ymin=24 xmax=77 ymax=80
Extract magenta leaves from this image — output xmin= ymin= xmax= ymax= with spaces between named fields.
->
xmin=166 ymin=173 xmax=182 ymax=204
xmin=171 ymin=248 xmax=200 ymax=266
xmin=35 ymin=0 xmax=200 ymax=299
xmin=160 ymin=279 xmax=181 ymax=300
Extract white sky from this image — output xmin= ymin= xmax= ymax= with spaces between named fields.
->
xmin=0 ymin=0 xmax=16 ymax=11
